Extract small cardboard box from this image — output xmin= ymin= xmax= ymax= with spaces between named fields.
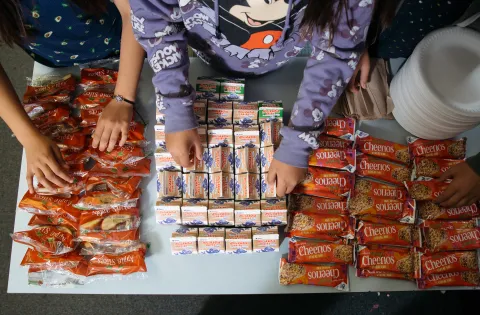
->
xmin=235 ymin=146 xmax=260 ymax=174
xmin=170 ymin=227 xmax=198 ymax=255
xmin=260 ymin=120 xmax=282 ymax=148
xmin=209 ymin=172 xmax=234 ymax=199
xmin=233 ymin=101 xmax=258 ymax=124
xmin=198 ymin=125 xmax=208 ymax=147
xmin=182 ymin=172 xmax=209 ymax=199
xmin=234 ymin=173 xmax=260 ymax=200
xmin=258 ymin=100 xmax=283 ymax=123
xmin=207 ymin=100 xmax=233 ymax=125
xmin=193 ymin=100 xmax=207 ymax=124
xmin=172 ymin=227 xmax=199 ymax=237
xmin=155 ymin=124 xmax=166 ymax=148
xmin=225 ymin=227 xmax=252 ymax=254
xmin=220 ymin=78 xmax=245 ymax=101
xmin=208 ymin=146 xmax=234 ymax=173
xmin=157 ymin=170 xmax=183 ymax=199
xmin=196 ymin=76 xmax=220 ymax=100
xmin=258 ymin=146 xmax=274 ymax=173
xmin=198 ymin=227 xmax=225 ymax=254
xmin=208 ymin=200 xmax=234 ymax=226
xmin=155 ymin=197 xmax=182 ymax=225
xmin=234 ymin=209 xmax=261 ymax=227
xmin=207 ymin=125 xmax=234 ymax=148
xmin=253 ymin=233 xmax=279 ymax=253
xmin=155 ymin=148 xmax=181 ymax=172
xmin=260 ymin=173 xmax=276 ymax=199
xmin=181 ymin=201 xmax=208 ymax=226
xmin=234 ymin=125 xmax=260 ymax=148
xmin=184 ymin=146 xmax=208 ymax=173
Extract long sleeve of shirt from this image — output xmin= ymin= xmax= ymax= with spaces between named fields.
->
xmin=274 ymin=0 xmax=374 ymax=168
xmin=129 ymin=0 xmax=197 ymax=133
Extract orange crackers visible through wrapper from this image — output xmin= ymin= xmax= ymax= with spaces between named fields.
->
xmin=407 ymin=137 xmax=466 ymax=159
xmin=354 ymin=178 xmax=407 ymax=200
xmin=417 ymin=201 xmax=480 ymax=220
xmin=288 ymin=194 xmax=348 ymax=215
xmin=357 ymin=220 xmax=420 ymax=247
xmin=323 ymin=117 xmax=355 ymax=141
xmin=293 ymin=167 xmax=354 ymax=200
xmin=19 ymin=192 xmax=80 ymax=222
xmin=28 ymin=214 xmax=78 ymax=234
xmin=355 ymin=131 xmax=410 ymax=165
xmin=357 ymin=153 xmax=412 ymax=186
xmin=86 ymin=250 xmax=146 ymax=276
xmin=422 ymin=227 xmax=480 ymax=252
xmin=309 ymin=148 xmax=356 ymax=172
xmin=286 ymin=212 xmax=354 ymax=240
xmin=12 ymin=226 xmax=75 ymax=255
xmin=288 ymin=238 xmax=353 ymax=264
xmin=357 ymin=245 xmax=415 ymax=274
xmin=77 ymin=228 xmax=140 ymax=245
xmin=413 ymin=157 xmax=464 ymax=178
xmin=348 ymin=194 xmax=416 ymax=224
xmin=279 ymin=258 xmax=349 ymax=291
xmin=404 ymin=180 xmax=449 ymax=201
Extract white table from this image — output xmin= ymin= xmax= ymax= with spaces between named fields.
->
xmin=8 ymin=58 xmax=480 ymax=294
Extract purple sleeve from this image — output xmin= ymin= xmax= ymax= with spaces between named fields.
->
xmin=129 ymin=0 xmax=197 ymax=133
xmin=274 ymin=0 xmax=374 ymax=168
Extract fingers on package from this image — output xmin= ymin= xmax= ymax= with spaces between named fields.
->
xmin=13 ymin=66 xmax=148 ymax=287
xmin=155 ymin=77 xmax=286 ymax=257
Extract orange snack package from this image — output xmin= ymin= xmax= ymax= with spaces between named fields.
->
xmin=89 ymin=159 xmax=151 ymax=177
xmin=323 ymin=117 xmax=355 ymax=141
xmin=80 ymin=68 xmax=118 ymax=87
xmin=356 ymin=153 xmax=412 ymax=186
xmin=24 ymin=101 xmax=61 ymax=118
xmin=288 ymin=194 xmax=348 ymax=215
xmin=79 ymin=207 xmax=140 ymax=233
xmin=417 ymin=250 xmax=479 ymax=276
xmin=286 ymin=212 xmax=354 ymax=240
xmin=348 ymin=195 xmax=416 ymax=224
xmin=21 ymin=248 xmax=84 ymax=268
xmin=88 ymin=145 xmax=145 ymax=166
xmin=318 ymin=135 xmax=353 ymax=149
xmin=77 ymin=228 xmax=140 ymax=245
xmin=357 ymin=220 xmax=419 ymax=247
xmin=357 ymin=245 xmax=415 ymax=274
xmin=423 ymin=227 xmax=480 ymax=252
xmin=52 ymin=132 xmax=86 ymax=152
xmin=31 ymin=106 xmax=70 ymax=130
xmin=86 ymin=176 xmax=142 ymax=198
xmin=86 ymin=250 xmax=146 ymax=276
xmin=40 ymin=118 xmax=80 ymax=137
xmin=79 ymin=241 xmax=147 ymax=256
xmin=407 ymin=137 xmax=466 ymax=159
xmin=417 ymin=271 xmax=480 ymax=289
xmin=72 ymin=90 xmax=113 ymax=109
xmin=124 ymin=122 xmax=146 ymax=147
xmin=418 ymin=220 xmax=475 ymax=230
xmin=12 ymin=226 xmax=75 ymax=255
xmin=354 ymin=178 xmax=407 ymax=200
xmin=417 ymin=201 xmax=479 ymax=220
xmin=413 ymin=157 xmax=464 ymax=178
xmin=279 ymin=258 xmax=349 ymax=291
xmin=61 ymin=149 xmax=89 ymax=165
xmin=355 ymin=131 xmax=410 ymax=165
xmin=19 ymin=192 xmax=80 ymax=222
xmin=35 ymin=175 xmax=86 ymax=196
xmin=28 ymin=214 xmax=78 ymax=234
xmin=308 ymin=148 xmax=356 ymax=172
xmin=356 ymin=269 xmax=414 ymax=281
xmin=288 ymin=238 xmax=353 ymax=264
xmin=293 ymin=167 xmax=354 ymax=200
xmin=74 ymin=190 xmax=140 ymax=210
xmin=404 ymin=180 xmax=449 ymax=201
xmin=23 ymin=74 xmax=76 ymax=104
xmin=79 ymin=107 xmax=104 ymax=127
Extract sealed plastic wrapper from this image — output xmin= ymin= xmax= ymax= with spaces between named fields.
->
xmin=258 ymin=100 xmax=283 ymax=123
xmin=77 ymin=228 xmax=140 ymax=245
xmin=208 ymin=146 xmax=234 ymax=173
xmin=407 ymin=137 xmax=466 ymax=159
xmin=413 ymin=157 xmax=463 ymax=178
xmin=417 ymin=271 xmax=480 ymax=289
xmin=31 ymin=106 xmax=70 ymax=130
xmin=198 ymin=227 xmax=225 ymax=254
xmin=193 ymin=100 xmax=207 ymax=123
xmin=288 ymin=238 xmax=353 ymax=264
xmin=28 ymin=214 xmax=78 ymax=234
xmin=207 ymin=100 xmax=233 ymax=125
xmin=324 ymin=117 xmax=355 ymax=141
xmin=79 ymin=207 xmax=140 ymax=232
xmin=234 ymin=124 xmax=260 ymax=148
xmin=279 ymin=258 xmax=349 ymax=291
xmin=235 ymin=209 xmax=261 ymax=227
xmin=196 ymin=76 xmax=220 ymax=100
xmin=207 ymin=126 xmax=234 ymax=147
xmin=234 ymin=173 xmax=260 ymax=200
xmin=79 ymin=241 xmax=146 ymax=256
xmin=423 ymin=227 xmax=480 ymax=252
xmin=253 ymin=227 xmax=279 ymax=253
xmin=90 ymin=159 xmax=151 ymax=178
xmin=80 ymin=67 xmax=118 ymax=87
xmin=258 ymin=145 xmax=274 ymax=173
xmin=28 ymin=262 xmax=88 ymax=287
xmin=220 ymin=78 xmax=245 ymax=101
xmin=12 ymin=226 xmax=75 ymax=255
xmin=293 ymin=167 xmax=354 ymax=200
xmin=19 ymin=192 xmax=80 ymax=222
xmin=155 ymin=198 xmax=182 ymax=225
xmin=53 ymin=133 xmax=86 ymax=152
xmin=318 ymin=135 xmax=353 ymax=149
xmin=72 ymin=90 xmax=113 ymax=109
xmin=417 ymin=201 xmax=479 ymax=220
xmin=355 ymin=131 xmax=410 ymax=165
xmin=125 ymin=122 xmax=146 ymax=147
xmin=157 ymin=170 xmax=183 ymax=199
xmin=260 ymin=120 xmax=282 ymax=148
xmin=286 ymin=212 xmax=354 ymax=240
xmin=417 ymin=250 xmax=479 ymax=276
xmin=309 ymin=148 xmax=356 ymax=173
xmin=354 ymin=179 xmax=407 ymax=200
xmin=356 ymin=269 xmax=414 ymax=281
xmin=208 ymin=200 xmax=234 ymax=226
xmin=418 ymin=219 xmax=475 ymax=230
xmin=181 ymin=203 xmax=208 ymax=226
xmin=35 ymin=174 xmax=86 ymax=196
xmin=356 ymin=153 xmax=412 ymax=186
xmin=209 ymin=172 xmax=234 ymax=199
xmin=74 ymin=190 xmax=140 ymax=210
xmin=155 ymin=124 xmax=166 ymax=148
xmin=235 ymin=146 xmax=260 ymax=174
xmin=24 ymin=101 xmax=63 ymax=118
xmin=233 ymin=102 xmax=258 ymax=124
xmin=404 ymin=179 xmax=449 ymax=201
xmin=183 ymin=172 xmax=209 ymax=199
xmin=89 ymin=144 xmax=145 ymax=166
xmin=86 ymin=176 xmax=142 ymax=199
xmin=288 ymin=194 xmax=348 ymax=215
xmin=357 ymin=245 xmax=415 ymax=274
xmin=225 ymin=227 xmax=252 ymax=254
xmin=357 ymin=220 xmax=420 ymax=247
xmin=79 ymin=106 xmax=105 ymax=127
xmin=86 ymin=250 xmax=147 ymax=276
xmin=23 ymin=74 xmax=76 ymax=104
xmin=348 ymin=195 xmax=416 ymax=224
xmin=21 ymin=248 xmax=83 ymax=269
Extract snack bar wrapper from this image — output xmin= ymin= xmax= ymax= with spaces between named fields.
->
xmin=423 ymin=227 xmax=480 ymax=252
xmin=407 ymin=137 xmax=466 ymax=159
xmin=354 ymin=178 xmax=407 ymax=200
xmin=356 ymin=220 xmax=420 ymax=247
xmin=356 ymin=153 xmax=412 ymax=186
xmin=413 ymin=157 xmax=464 ymax=179
xmin=288 ymin=194 xmax=348 ymax=215
xmin=348 ymin=194 xmax=416 ymax=224
xmin=288 ymin=238 xmax=354 ymax=264
xmin=19 ymin=192 xmax=80 ymax=222
xmin=309 ymin=148 xmax=356 ymax=173
xmin=293 ymin=167 xmax=354 ymax=200
xmin=318 ymin=135 xmax=353 ymax=149
xmin=356 ymin=269 xmax=414 ymax=281
xmin=417 ymin=201 xmax=479 ymax=220
xmin=323 ymin=117 xmax=355 ymax=141
xmin=357 ymin=245 xmax=415 ymax=274
xmin=417 ymin=271 xmax=480 ymax=289
xmin=21 ymin=248 xmax=83 ymax=269
xmin=417 ymin=250 xmax=479 ymax=276
xmin=86 ymin=250 xmax=147 ymax=276
xmin=286 ymin=212 xmax=355 ymax=240
xmin=404 ymin=179 xmax=449 ymax=201
xmin=79 ymin=207 xmax=140 ymax=232
xmin=355 ymin=131 xmax=410 ymax=165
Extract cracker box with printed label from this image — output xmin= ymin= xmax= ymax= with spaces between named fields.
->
xmin=208 ymin=172 xmax=234 ymax=200
xmin=193 ymin=100 xmax=207 ymax=124
xmin=183 ymin=172 xmax=209 ymax=199
xmin=220 ymin=78 xmax=245 ymax=101
xmin=234 ymin=124 xmax=260 ymax=148
xmin=155 ymin=197 xmax=182 ymax=225
xmin=258 ymin=146 xmax=274 ymax=173
xmin=225 ymin=227 xmax=252 ymax=254
xmin=208 ymin=146 xmax=234 ymax=174
xmin=198 ymin=125 xmax=208 ymax=147
xmin=196 ymin=76 xmax=220 ymax=100
xmin=235 ymin=209 xmax=261 ymax=227
xmin=155 ymin=148 xmax=181 ymax=172
xmin=258 ymin=100 xmax=283 ymax=123
xmin=154 ymin=124 xmax=166 ymax=149
xmin=207 ymin=125 xmax=234 ymax=148
xmin=260 ymin=173 xmax=277 ymax=199
xmin=155 ymin=106 xmax=165 ymax=125
xmin=157 ymin=171 xmax=183 ymax=199
xmin=233 ymin=102 xmax=258 ymax=124
xmin=207 ymin=101 xmax=233 ymax=125
xmin=198 ymin=227 xmax=225 ymax=254
xmin=261 ymin=198 xmax=287 ymax=225
xmin=235 ymin=146 xmax=260 ymax=174
xmin=234 ymin=173 xmax=260 ymax=200
xmin=260 ymin=120 xmax=282 ymax=148
xmin=181 ymin=199 xmax=208 ymax=226
xmin=185 ymin=146 xmax=209 ymax=173
xmin=170 ymin=227 xmax=198 ymax=255
xmin=208 ymin=200 xmax=234 ymax=226
xmin=253 ymin=227 xmax=280 ymax=253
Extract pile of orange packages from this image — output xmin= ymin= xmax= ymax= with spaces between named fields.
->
xmin=12 ymin=67 xmax=149 ymax=287
xmin=280 ymin=122 xmax=480 ymax=291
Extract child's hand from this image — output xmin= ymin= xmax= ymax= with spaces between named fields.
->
xmin=435 ymin=162 xmax=480 ymax=208
xmin=166 ymin=128 xmax=203 ymax=168
xmin=92 ymin=99 xmax=133 ymax=152
xmin=267 ymin=158 xmax=307 ymax=198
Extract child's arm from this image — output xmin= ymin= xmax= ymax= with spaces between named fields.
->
xmin=270 ymin=0 xmax=374 ymax=196
xmin=92 ymin=0 xmax=145 ymax=152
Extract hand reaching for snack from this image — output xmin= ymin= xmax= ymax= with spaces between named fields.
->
xmin=166 ymin=128 xmax=203 ymax=168
xmin=25 ymin=133 xmax=72 ymax=193
xmin=92 ymin=98 xmax=133 ymax=152
xmin=435 ymin=162 xmax=480 ymax=208
xmin=347 ymin=50 xmax=370 ymax=93
xmin=267 ymin=159 xmax=307 ymax=198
